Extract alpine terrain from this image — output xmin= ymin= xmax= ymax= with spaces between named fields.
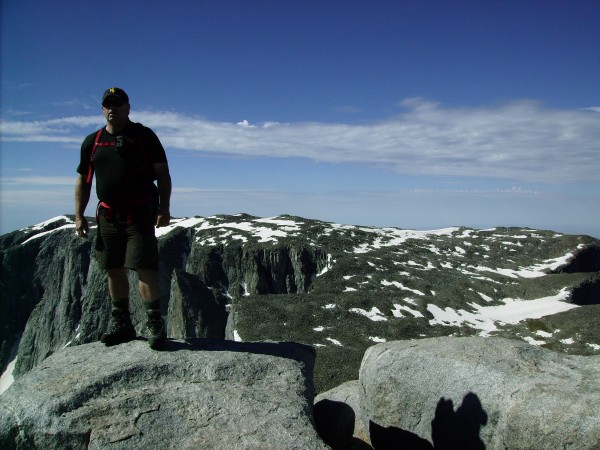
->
xmin=1 ymin=213 xmax=598 ymax=394
xmin=1 ymin=214 xmax=599 ymax=448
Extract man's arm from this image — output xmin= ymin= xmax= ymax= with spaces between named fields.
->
xmin=154 ymin=162 xmax=172 ymax=227
xmin=75 ymin=173 xmax=92 ymax=237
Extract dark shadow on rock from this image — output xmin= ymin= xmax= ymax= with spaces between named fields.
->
xmin=314 ymin=399 xmax=356 ymax=449
xmin=368 ymin=392 xmax=487 ymax=450
xmin=369 ymin=421 xmax=433 ymax=450
xmin=155 ymin=337 xmax=316 ymax=362
xmin=431 ymin=392 xmax=487 ymax=450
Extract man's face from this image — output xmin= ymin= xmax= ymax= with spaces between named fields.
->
xmin=102 ymin=97 xmax=130 ymax=125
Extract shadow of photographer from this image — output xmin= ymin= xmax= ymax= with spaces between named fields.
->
xmin=369 ymin=391 xmax=487 ymax=450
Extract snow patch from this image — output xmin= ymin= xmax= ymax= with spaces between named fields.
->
xmin=350 ymin=307 xmax=388 ymax=322
xmin=478 ymin=292 xmax=494 ymax=302
xmin=381 ymin=280 xmax=425 ymax=296
xmin=427 ymin=288 xmax=578 ymax=332
xmin=392 ymin=304 xmax=424 ymax=318
xmin=0 ymin=357 xmax=17 ymax=395
xmin=522 ymin=336 xmax=546 ymax=346
xmin=326 ymin=337 xmax=343 ymax=346
xmin=474 ymin=253 xmax=575 ymax=279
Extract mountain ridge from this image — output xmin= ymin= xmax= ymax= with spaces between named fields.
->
xmin=1 ymin=213 xmax=599 ymax=393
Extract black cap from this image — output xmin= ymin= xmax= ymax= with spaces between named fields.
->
xmin=102 ymin=87 xmax=129 ymax=105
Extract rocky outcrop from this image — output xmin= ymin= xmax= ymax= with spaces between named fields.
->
xmin=314 ymin=380 xmax=369 ymax=449
xmin=3 ymin=327 xmax=600 ymax=448
xmin=569 ymin=272 xmax=600 ymax=305
xmin=167 ymin=269 xmax=228 ymax=339
xmin=553 ymin=244 xmax=600 ymax=273
xmin=0 ymin=339 xmax=326 ymax=450
xmin=2 ymin=225 xmax=98 ymax=378
xmin=357 ymin=336 xmax=600 ymax=449
xmin=186 ymin=243 xmax=329 ymax=297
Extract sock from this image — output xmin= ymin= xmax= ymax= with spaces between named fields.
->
xmin=111 ymin=298 xmax=129 ymax=311
xmin=143 ymin=299 xmax=161 ymax=314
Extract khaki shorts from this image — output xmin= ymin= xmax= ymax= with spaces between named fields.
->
xmin=96 ymin=208 xmax=158 ymax=271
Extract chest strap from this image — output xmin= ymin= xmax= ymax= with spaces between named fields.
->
xmin=97 ymin=195 xmax=154 ymax=226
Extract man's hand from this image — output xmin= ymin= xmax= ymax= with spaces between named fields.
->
xmin=76 ymin=216 xmax=89 ymax=237
xmin=74 ymin=174 xmax=92 ymax=237
xmin=153 ymin=163 xmax=171 ymax=229
xmin=156 ymin=210 xmax=170 ymax=228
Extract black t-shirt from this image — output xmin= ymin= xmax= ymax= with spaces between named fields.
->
xmin=77 ymin=122 xmax=167 ymax=210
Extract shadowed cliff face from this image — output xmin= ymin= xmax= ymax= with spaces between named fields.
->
xmin=185 ymin=242 xmax=329 ymax=297
xmin=1 ymin=214 xmax=599 ymax=390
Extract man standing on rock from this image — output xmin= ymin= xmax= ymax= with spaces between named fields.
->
xmin=74 ymin=87 xmax=172 ymax=350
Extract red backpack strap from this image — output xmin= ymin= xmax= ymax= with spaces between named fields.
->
xmin=86 ymin=129 xmax=104 ymax=184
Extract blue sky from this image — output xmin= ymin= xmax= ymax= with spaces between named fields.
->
xmin=1 ymin=0 xmax=599 ymax=237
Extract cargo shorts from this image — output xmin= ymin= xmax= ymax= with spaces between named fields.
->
xmin=95 ymin=205 xmax=158 ymax=271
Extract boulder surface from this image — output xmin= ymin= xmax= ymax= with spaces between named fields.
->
xmin=0 ymin=339 xmax=327 ymax=450
xmin=314 ymin=380 xmax=369 ymax=448
xmin=359 ymin=336 xmax=600 ymax=449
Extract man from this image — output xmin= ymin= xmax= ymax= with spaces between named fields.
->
xmin=75 ymin=87 xmax=172 ymax=349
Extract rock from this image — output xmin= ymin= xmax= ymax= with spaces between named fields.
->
xmin=10 ymin=228 xmax=96 ymax=377
xmin=186 ymin=242 xmax=328 ymax=297
xmin=314 ymin=380 xmax=371 ymax=449
xmin=359 ymin=336 xmax=600 ymax=449
xmin=167 ymin=269 xmax=228 ymax=339
xmin=553 ymin=243 xmax=600 ymax=273
xmin=570 ymin=272 xmax=600 ymax=305
xmin=0 ymin=339 xmax=328 ymax=450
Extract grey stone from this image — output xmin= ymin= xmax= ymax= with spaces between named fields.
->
xmin=359 ymin=336 xmax=600 ymax=449
xmin=167 ymin=269 xmax=228 ymax=339
xmin=314 ymin=380 xmax=369 ymax=447
xmin=0 ymin=339 xmax=328 ymax=450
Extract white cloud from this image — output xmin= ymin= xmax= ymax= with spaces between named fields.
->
xmin=1 ymin=176 xmax=76 ymax=186
xmin=1 ymin=99 xmax=599 ymax=183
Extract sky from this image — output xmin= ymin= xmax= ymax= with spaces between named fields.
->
xmin=1 ymin=0 xmax=599 ymax=237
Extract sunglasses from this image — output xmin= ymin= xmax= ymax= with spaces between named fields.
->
xmin=102 ymin=99 xmax=125 ymax=108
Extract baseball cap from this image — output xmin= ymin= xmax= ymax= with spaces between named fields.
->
xmin=102 ymin=87 xmax=129 ymax=105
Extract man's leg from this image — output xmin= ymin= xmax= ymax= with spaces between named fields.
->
xmin=137 ymin=268 xmax=160 ymax=302
xmin=108 ymin=267 xmax=129 ymax=300
xmin=98 ymin=210 xmax=136 ymax=346
xmin=138 ymin=269 xmax=165 ymax=349
xmin=101 ymin=267 xmax=136 ymax=346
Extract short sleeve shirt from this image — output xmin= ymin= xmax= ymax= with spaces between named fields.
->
xmin=77 ymin=122 xmax=167 ymax=210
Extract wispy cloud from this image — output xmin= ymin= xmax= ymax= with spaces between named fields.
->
xmin=2 ymin=99 xmax=599 ymax=183
xmin=1 ymin=176 xmax=77 ymax=186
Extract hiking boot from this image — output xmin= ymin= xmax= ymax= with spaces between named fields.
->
xmin=101 ymin=309 xmax=136 ymax=346
xmin=146 ymin=311 xmax=166 ymax=350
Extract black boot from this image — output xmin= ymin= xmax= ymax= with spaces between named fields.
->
xmin=146 ymin=310 xmax=166 ymax=350
xmin=101 ymin=309 xmax=136 ymax=346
